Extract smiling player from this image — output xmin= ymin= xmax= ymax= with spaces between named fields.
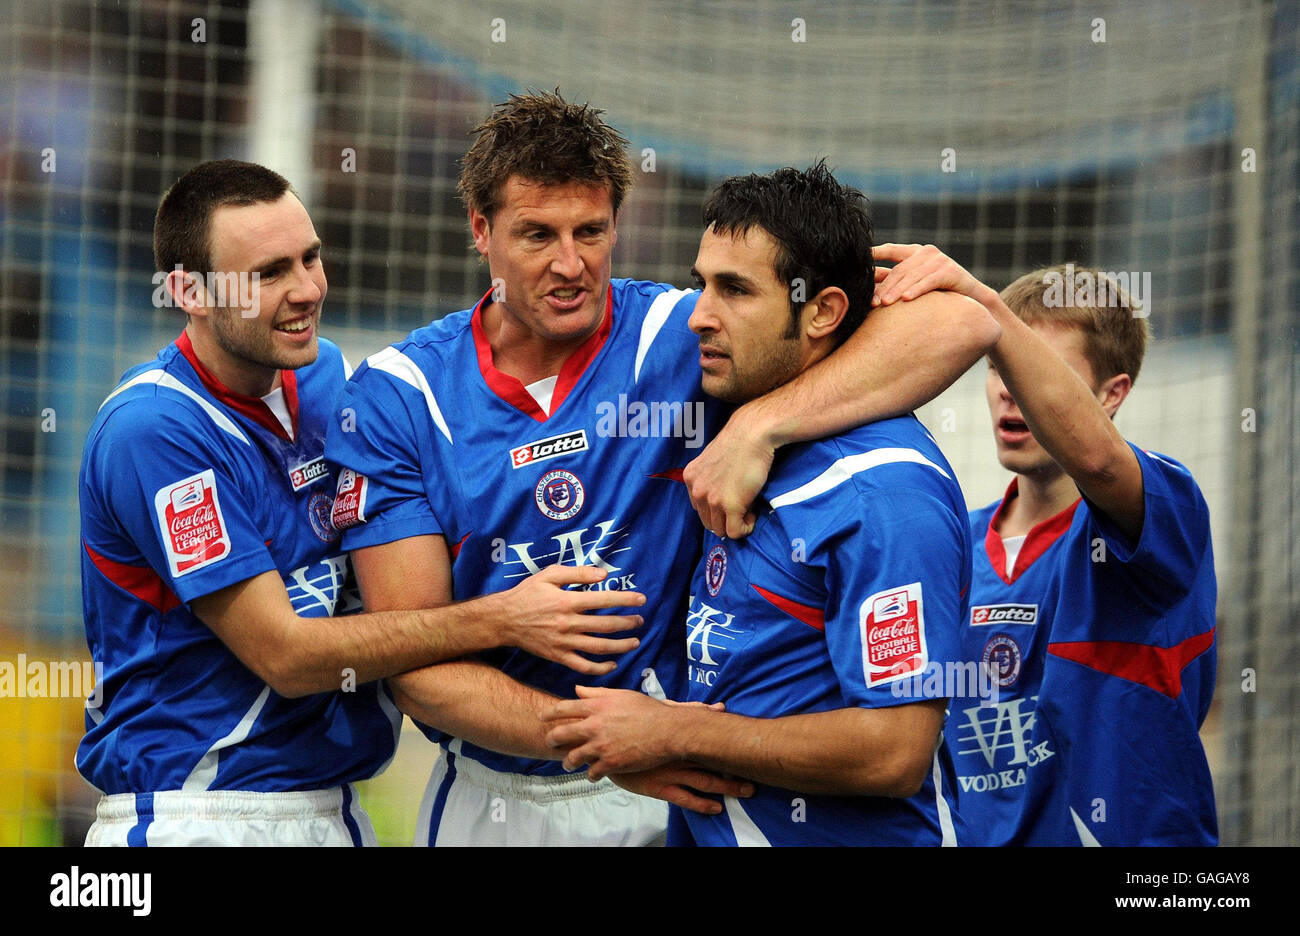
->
xmin=77 ymin=160 xmax=646 ymax=846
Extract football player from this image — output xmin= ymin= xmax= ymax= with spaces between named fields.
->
xmin=872 ymin=245 xmax=1217 ymax=845
xmin=543 ymin=164 xmax=972 ymax=845
xmin=78 ymin=160 xmax=645 ymax=846
xmin=327 ymin=92 xmax=997 ymax=846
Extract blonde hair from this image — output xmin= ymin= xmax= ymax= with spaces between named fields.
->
xmin=1000 ymin=264 xmax=1150 ymax=383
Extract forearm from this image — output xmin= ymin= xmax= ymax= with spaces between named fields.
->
xmin=388 ymin=660 xmax=560 ymax=761
xmin=194 ymin=571 xmax=519 ymax=699
xmin=743 ymin=292 xmax=998 ymax=448
xmin=669 ymin=705 xmax=936 ymax=798
xmin=271 ymin=592 xmax=512 ymax=697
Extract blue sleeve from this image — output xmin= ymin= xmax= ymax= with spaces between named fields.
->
xmin=1088 ymin=443 xmax=1212 ymax=602
xmin=820 ymin=486 xmax=969 ymax=709
xmin=325 ymin=367 xmax=444 ymax=550
xmin=89 ymin=401 xmax=277 ymax=605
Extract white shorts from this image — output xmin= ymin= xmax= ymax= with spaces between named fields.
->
xmin=416 ymin=744 xmax=668 ymax=847
xmin=84 ymin=786 xmax=376 ymax=847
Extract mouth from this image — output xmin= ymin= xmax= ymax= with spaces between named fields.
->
xmin=698 ymin=345 xmax=729 ymax=370
xmin=274 ymin=315 xmax=316 ymax=341
xmin=997 ymin=416 xmax=1032 ymax=444
xmin=545 ymin=287 xmax=588 ymax=311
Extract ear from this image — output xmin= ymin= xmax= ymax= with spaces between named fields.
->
xmin=470 ymin=209 xmax=491 ymax=257
xmin=165 ymin=268 xmax=210 ymax=318
xmin=1096 ymin=372 xmax=1133 ymax=419
xmin=803 ymin=286 xmax=849 ymax=341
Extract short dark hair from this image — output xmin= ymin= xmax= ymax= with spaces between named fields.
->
xmin=701 ymin=160 xmax=874 ymax=345
xmin=153 ymin=160 xmax=295 ymax=274
xmin=458 ymin=89 xmax=634 ymax=221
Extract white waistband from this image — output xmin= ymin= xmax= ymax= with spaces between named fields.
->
xmin=95 ymin=787 xmax=354 ymax=822
xmin=446 ymin=752 xmax=616 ymax=804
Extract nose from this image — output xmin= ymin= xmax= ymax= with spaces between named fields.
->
xmin=287 ymin=262 xmax=324 ymax=306
xmin=551 ymin=234 xmax=584 ymax=281
xmin=688 ymin=288 xmax=719 ymax=336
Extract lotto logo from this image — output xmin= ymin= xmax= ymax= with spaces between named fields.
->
xmin=860 ymin=582 xmax=927 ymax=686
xmin=510 ymin=430 xmax=588 ymax=469
xmin=289 ymin=456 xmax=329 ymax=491
xmin=154 ymin=469 xmax=230 ymax=577
xmin=970 ymin=603 xmax=1039 ymax=626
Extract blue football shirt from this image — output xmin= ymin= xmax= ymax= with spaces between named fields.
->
xmin=327 ymin=279 xmax=723 ymax=776
xmin=947 ymin=446 xmax=1218 ymax=845
xmin=78 ymin=334 xmax=401 ymax=794
xmin=675 ymin=416 xmax=971 ymax=846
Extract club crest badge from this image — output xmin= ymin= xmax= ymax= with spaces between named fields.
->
xmin=308 ymin=491 xmax=339 ymax=542
xmin=535 ymin=469 xmax=585 ymax=521
xmin=705 ymin=544 xmax=727 ymax=596
xmin=982 ymin=634 xmax=1022 ymax=687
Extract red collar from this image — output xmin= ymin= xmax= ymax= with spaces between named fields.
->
xmin=175 ymin=330 xmax=299 ymax=441
xmin=470 ymin=287 xmax=613 ymax=423
xmin=984 ymin=477 xmax=1081 ymax=585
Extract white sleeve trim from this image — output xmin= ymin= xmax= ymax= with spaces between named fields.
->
xmin=100 ymin=370 xmax=250 ymax=446
xmin=364 ymin=347 xmax=454 ymax=444
xmin=934 ymin=749 xmax=958 ymax=846
xmin=769 ymin=447 xmax=952 ymax=509
xmin=634 ymin=288 xmax=694 ymax=382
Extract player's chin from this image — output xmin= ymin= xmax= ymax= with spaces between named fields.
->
xmin=700 ymin=373 xmax=748 ymax=405
xmin=996 ymin=446 xmax=1049 ymax=477
xmin=541 ymin=305 xmax=603 ymax=342
xmin=275 ymin=335 xmax=320 ymax=370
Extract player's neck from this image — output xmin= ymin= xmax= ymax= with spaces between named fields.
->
xmin=998 ymin=468 xmax=1079 ymax=538
xmin=184 ymin=323 xmax=282 ymax=398
xmin=480 ymin=301 xmax=591 ymax=385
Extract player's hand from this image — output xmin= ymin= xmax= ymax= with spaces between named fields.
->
xmin=542 ymin=685 xmax=700 ymax=778
xmin=683 ymin=415 xmax=773 ymax=539
xmin=609 ymin=764 xmax=755 ymax=815
xmin=871 ymin=243 xmax=997 ymax=309
xmin=496 ymin=565 xmax=646 ymax=676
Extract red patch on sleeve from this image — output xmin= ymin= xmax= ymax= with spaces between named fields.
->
xmin=860 ymin=582 xmax=927 ymax=686
xmin=330 ymin=469 xmax=369 ymax=531
xmin=154 ymin=469 xmax=230 ymax=577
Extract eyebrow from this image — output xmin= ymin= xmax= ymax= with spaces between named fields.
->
xmin=511 ymin=218 xmax=609 ymax=234
xmin=691 ymin=266 xmax=760 ymax=291
xmin=250 ymin=239 xmax=321 ymax=271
